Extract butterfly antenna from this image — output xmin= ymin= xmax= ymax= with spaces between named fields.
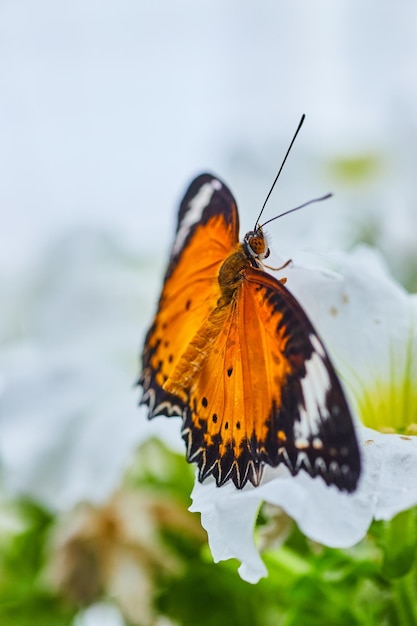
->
xmin=260 ymin=193 xmax=333 ymax=229
xmin=254 ymin=113 xmax=306 ymax=229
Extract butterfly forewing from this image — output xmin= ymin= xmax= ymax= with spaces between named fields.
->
xmin=139 ymin=174 xmax=239 ymax=419
xmin=139 ymin=173 xmax=361 ymax=492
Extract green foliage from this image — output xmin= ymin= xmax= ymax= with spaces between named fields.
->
xmin=155 ymin=509 xmax=417 ymax=626
xmin=157 ymin=560 xmax=273 ymax=626
xmin=128 ymin=443 xmax=417 ymax=626
xmin=2 ymin=443 xmax=417 ymax=626
xmin=125 ymin=437 xmax=196 ymax=503
xmin=0 ymin=499 xmax=75 ymax=626
xmin=375 ymin=509 xmax=417 ymax=579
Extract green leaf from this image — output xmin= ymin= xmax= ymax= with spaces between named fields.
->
xmin=0 ymin=499 xmax=75 ymax=626
xmin=379 ymin=508 xmax=417 ymax=579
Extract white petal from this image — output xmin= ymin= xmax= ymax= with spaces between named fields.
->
xmin=361 ymin=428 xmax=417 ymax=520
xmin=284 ymin=246 xmax=416 ymax=395
xmin=191 ymin=426 xmax=417 ymax=583
xmin=190 ymin=477 xmax=267 ymax=583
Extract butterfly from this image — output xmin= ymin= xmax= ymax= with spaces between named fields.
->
xmin=139 ymin=173 xmax=361 ymax=492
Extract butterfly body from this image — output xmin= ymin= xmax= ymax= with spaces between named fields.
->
xmin=139 ymin=174 xmax=361 ymax=492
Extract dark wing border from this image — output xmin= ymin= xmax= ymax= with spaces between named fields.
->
xmin=245 ymin=267 xmax=361 ymax=492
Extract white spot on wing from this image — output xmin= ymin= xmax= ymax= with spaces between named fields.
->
xmin=310 ymin=333 xmax=326 ymax=358
xmin=173 ymin=180 xmax=222 ymax=256
xmin=294 ymin=334 xmax=331 ymax=440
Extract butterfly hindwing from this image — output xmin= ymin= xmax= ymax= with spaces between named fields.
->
xmin=179 ymin=266 xmax=360 ymax=492
xmin=139 ymin=174 xmax=239 ymax=419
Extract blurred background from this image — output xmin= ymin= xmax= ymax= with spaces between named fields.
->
xmin=1 ymin=1 xmax=417 ymax=624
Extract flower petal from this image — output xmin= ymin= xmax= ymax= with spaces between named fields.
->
xmin=189 ymin=477 xmax=267 ymax=583
xmin=191 ymin=246 xmax=417 ymax=582
xmin=191 ymin=426 xmax=417 ymax=583
xmin=284 ymin=245 xmax=417 ymax=430
xmin=363 ymin=429 xmax=417 ymax=521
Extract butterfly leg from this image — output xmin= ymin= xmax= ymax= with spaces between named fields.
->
xmin=263 ymin=258 xmax=292 ymax=285
xmin=264 ymin=258 xmax=292 ymax=271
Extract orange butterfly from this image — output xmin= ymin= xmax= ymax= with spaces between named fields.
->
xmin=139 ymin=173 xmax=361 ymax=492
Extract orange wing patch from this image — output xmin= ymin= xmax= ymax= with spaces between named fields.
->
xmin=140 ymin=175 xmax=239 ymax=419
xmin=139 ymin=173 xmax=361 ymax=492
xmin=170 ymin=265 xmax=295 ymax=487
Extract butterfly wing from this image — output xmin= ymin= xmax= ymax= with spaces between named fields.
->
xmin=181 ymin=265 xmax=361 ymax=492
xmin=139 ymin=173 xmax=240 ymax=419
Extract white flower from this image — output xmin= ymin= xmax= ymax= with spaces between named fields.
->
xmin=190 ymin=246 xmax=417 ymax=583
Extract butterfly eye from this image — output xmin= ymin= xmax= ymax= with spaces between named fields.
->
xmin=244 ymin=228 xmax=269 ymax=260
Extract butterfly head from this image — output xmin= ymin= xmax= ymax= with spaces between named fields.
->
xmin=243 ymin=225 xmax=270 ymax=266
